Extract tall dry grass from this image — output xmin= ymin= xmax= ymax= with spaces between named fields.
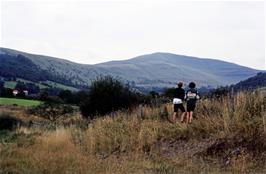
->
xmin=0 ymin=90 xmax=265 ymax=173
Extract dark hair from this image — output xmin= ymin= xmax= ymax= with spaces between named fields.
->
xmin=189 ymin=82 xmax=196 ymax=88
xmin=177 ymin=82 xmax=183 ymax=88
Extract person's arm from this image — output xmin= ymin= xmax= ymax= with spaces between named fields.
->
xmin=182 ymin=89 xmax=185 ymax=100
xmin=196 ymin=91 xmax=200 ymax=100
xmin=184 ymin=91 xmax=187 ymax=101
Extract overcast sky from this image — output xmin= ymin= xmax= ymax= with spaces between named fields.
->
xmin=0 ymin=1 xmax=265 ymax=69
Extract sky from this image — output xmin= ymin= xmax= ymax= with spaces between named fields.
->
xmin=0 ymin=0 xmax=265 ymax=70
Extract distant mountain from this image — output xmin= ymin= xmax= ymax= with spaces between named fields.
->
xmin=233 ymin=72 xmax=266 ymax=91
xmin=0 ymin=47 xmax=261 ymax=91
xmin=96 ymin=53 xmax=261 ymax=88
xmin=0 ymin=48 xmax=103 ymax=88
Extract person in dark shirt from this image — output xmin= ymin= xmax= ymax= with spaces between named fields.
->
xmin=185 ymin=82 xmax=200 ymax=123
xmin=172 ymin=82 xmax=186 ymax=122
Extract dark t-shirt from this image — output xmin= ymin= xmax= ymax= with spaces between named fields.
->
xmin=186 ymin=88 xmax=199 ymax=105
xmin=173 ymin=87 xmax=185 ymax=100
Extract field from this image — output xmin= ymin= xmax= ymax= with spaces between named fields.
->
xmin=0 ymin=91 xmax=265 ymax=174
xmin=0 ymin=97 xmax=42 ymax=107
xmin=3 ymin=78 xmax=79 ymax=91
xmin=3 ymin=81 xmax=17 ymax=89
xmin=43 ymin=80 xmax=79 ymax=91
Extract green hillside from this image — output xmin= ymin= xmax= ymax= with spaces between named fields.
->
xmin=3 ymin=79 xmax=79 ymax=91
xmin=233 ymin=72 xmax=266 ymax=90
xmin=0 ymin=47 xmax=260 ymax=91
xmin=43 ymin=81 xmax=79 ymax=91
xmin=3 ymin=81 xmax=17 ymax=89
xmin=0 ymin=97 xmax=42 ymax=106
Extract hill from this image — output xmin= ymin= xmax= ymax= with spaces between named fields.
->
xmin=0 ymin=48 xmax=261 ymax=91
xmin=233 ymin=72 xmax=266 ymax=91
xmin=96 ymin=52 xmax=262 ymax=88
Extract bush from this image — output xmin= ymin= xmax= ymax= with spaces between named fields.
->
xmin=163 ymin=87 xmax=176 ymax=98
xmin=0 ymin=88 xmax=13 ymax=98
xmin=28 ymin=102 xmax=74 ymax=121
xmin=0 ymin=113 xmax=21 ymax=130
xmin=72 ymin=90 xmax=90 ymax=104
xmin=58 ymin=90 xmax=73 ymax=104
xmin=80 ymin=76 xmax=139 ymax=119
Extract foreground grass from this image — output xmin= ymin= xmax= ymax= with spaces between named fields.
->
xmin=0 ymin=97 xmax=42 ymax=107
xmin=0 ymin=91 xmax=265 ymax=173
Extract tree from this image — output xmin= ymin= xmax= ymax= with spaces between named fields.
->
xmin=0 ymin=80 xmax=4 ymax=88
xmin=26 ymin=83 xmax=40 ymax=94
xmin=0 ymin=88 xmax=13 ymax=98
xmin=58 ymin=90 xmax=73 ymax=103
xmin=80 ymin=76 xmax=138 ymax=119
xmin=16 ymin=90 xmax=25 ymax=98
xmin=149 ymin=91 xmax=159 ymax=98
xmin=163 ymin=87 xmax=176 ymax=98
xmin=15 ymin=81 xmax=26 ymax=90
xmin=72 ymin=90 xmax=90 ymax=104
xmin=39 ymin=91 xmax=49 ymax=101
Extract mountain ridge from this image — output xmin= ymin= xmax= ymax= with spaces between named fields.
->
xmin=0 ymin=47 xmax=261 ymax=91
xmin=96 ymin=52 xmax=257 ymax=70
xmin=1 ymin=47 xmax=259 ymax=70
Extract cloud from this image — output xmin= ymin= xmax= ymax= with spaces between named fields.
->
xmin=1 ymin=1 xmax=265 ymax=69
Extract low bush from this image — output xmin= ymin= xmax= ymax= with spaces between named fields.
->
xmin=28 ymin=102 xmax=75 ymax=121
xmin=80 ymin=76 xmax=139 ymax=119
xmin=0 ymin=113 xmax=21 ymax=130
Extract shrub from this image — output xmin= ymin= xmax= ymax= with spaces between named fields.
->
xmin=163 ymin=87 xmax=176 ymax=98
xmin=0 ymin=113 xmax=21 ymax=130
xmin=28 ymin=102 xmax=74 ymax=121
xmin=80 ymin=76 xmax=139 ymax=119
xmin=58 ymin=90 xmax=73 ymax=104
xmin=72 ymin=90 xmax=90 ymax=104
xmin=0 ymin=88 xmax=13 ymax=98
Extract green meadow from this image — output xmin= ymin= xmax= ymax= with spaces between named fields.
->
xmin=3 ymin=79 xmax=79 ymax=91
xmin=3 ymin=81 xmax=17 ymax=89
xmin=0 ymin=97 xmax=42 ymax=107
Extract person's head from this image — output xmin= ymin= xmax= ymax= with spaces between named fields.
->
xmin=189 ymin=82 xmax=196 ymax=89
xmin=177 ymin=82 xmax=183 ymax=88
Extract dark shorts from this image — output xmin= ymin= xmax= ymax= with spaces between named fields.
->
xmin=187 ymin=103 xmax=196 ymax=112
xmin=174 ymin=104 xmax=185 ymax=113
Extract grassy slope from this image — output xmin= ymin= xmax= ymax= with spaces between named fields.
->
xmin=4 ymin=79 xmax=47 ymax=89
xmin=3 ymin=81 xmax=17 ymax=89
xmin=16 ymin=78 xmax=48 ymax=89
xmin=0 ymin=91 xmax=265 ymax=173
xmin=3 ymin=78 xmax=79 ymax=91
xmin=44 ymin=80 xmax=79 ymax=91
xmin=0 ymin=97 xmax=42 ymax=107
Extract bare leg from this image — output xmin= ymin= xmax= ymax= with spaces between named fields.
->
xmin=180 ymin=112 xmax=186 ymax=123
xmin=189 ymin=112 xmax=193 ymax=123
xmin=186 ymin=112 xmax=189 ymax=124
xmin=172 ymin=112 xmax=177 ymax=122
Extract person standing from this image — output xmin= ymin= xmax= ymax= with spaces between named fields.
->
xmin=172 ymin=82 xmax=186 ymax=123
xmin=185 ymin=82 xmax=200 ymax=123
